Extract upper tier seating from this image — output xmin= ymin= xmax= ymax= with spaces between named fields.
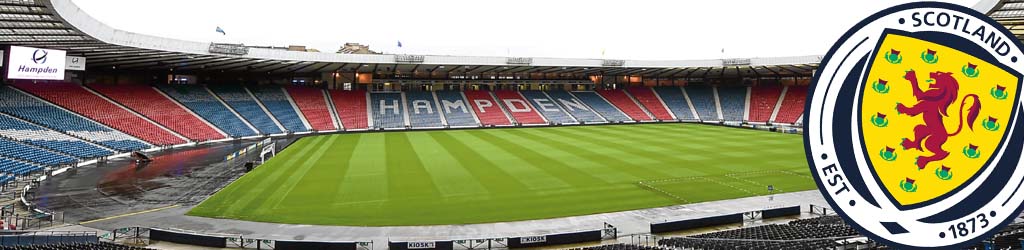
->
xmin=717 ymin=86 xmax=747 ymax=121
xmin=88 ymin=84 xmax=224 ymax=141
xmin=248 ymin=86 xmax=309 ymax=133
xmin=520 ymin=91 xmax=576 ymax=124
xmin=545 ymin=91 xmax=605 ymax=123
xmin=15 ymin=83 xmax=185 ymax=146
xmin=571 ymin=91 xmax=630 ymax=122
xmin=653 ymin=87 xmax=696 ymax=120
xmin=369 ymin=92 xmax=407 ymax=129
xmin=0 ymin=113 xmax=111 ymax=158
xmin=596 ymin=89 xmax=652 ymax=121
xmin=0 ymin=86 xmax=148 ymax=152
xmin=684 ymin=86 xmax=718 ymax=121
xmin=434 ymin=91 xmax=479 ymax=127
xmin=208 ymin=85 xmax=283 ymax=135
xmin=0 ymin=137 xmax=75 ymax=166
xmin=0 ymin=156 xmax=43 ymax=177
xmin=285 ymin=87 xmax=336 ymax=131
xmin=494 ymin=91 xmax=546 ymax=125
xmin=463 ymin=90 xmax=511 ymax=126
xmin=775 ymin=86 xmax=808 ymax=124
xmin=157 ymin=85 xmax=257 ymax=138
xmin=403 ymin=92 xmax=444 ymax=128
xmin=626 ymin=87 xmax=673 ymax=120
xmin=328 ymin=90 xmax=369 ymax=130
xmin=749 ymin=85 xmax=784 ymax=123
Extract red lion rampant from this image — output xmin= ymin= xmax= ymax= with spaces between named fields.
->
xmin=896 ymin=70 xmax=981 ymax=170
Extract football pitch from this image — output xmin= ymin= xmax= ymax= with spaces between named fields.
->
xmin=187 ymin=123 xmax=813 ymax=226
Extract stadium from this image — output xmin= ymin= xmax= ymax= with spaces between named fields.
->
xmin=0 ymin=0 xmax=1021 ymax=249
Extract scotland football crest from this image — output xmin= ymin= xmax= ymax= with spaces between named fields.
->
xmin=806 ymin=2 xmax=1024 ymax=249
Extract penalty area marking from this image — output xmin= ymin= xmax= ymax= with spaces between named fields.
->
xmin=79 ymin=204 xmax=181 ymax=225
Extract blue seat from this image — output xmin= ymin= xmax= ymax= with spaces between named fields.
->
xmin=157 ymin=85 xmax=257 ymax=137
xmin=0 ymin=138 xmax=75 ymax=166
xmin=249 ymin=86 xmax=309 ymax=133
xmin=654 ymin=87 xmax=696 ymax=120
xmin=209 ymin=85 xmax=283 ymax=135
xmin=369 ymin=92 xmax=407 ymax=129
xmin=403 ymin=92 xmax=444 ymax=128
xmin=520 ymin=91 xmax=576 ymax=124
xmin=569 ymin=91 xmax=629 ymax=122
xmin=434 ymin=91 xmax=478 ymax=127
xmin=685 ymin=86 xmax=718 ymax=121
xmin=0 ymin=87 xmax=148 ymax=152
xmin=717 ymin=86 xmax=747 ymax=121
xmin=545 ymin=91 xmax=605 ymax=123
xmin=0 ymin=114 xmax=112 ymax=158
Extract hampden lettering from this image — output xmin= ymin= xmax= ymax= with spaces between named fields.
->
xmin=17 ymin=65 xmax=58 ymax=74
xmin=911 ymin=11 xmax=1012 ymax=56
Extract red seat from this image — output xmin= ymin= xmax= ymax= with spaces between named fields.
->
xmin=626 ymin=87 xmax=673 ymax=120
xmin=596 ymin=89 xmax=652 ymax=121
xmin=285 ymin=87 xmax=337 ymax=131
xmin=15 ymin=83 xmax=186 ymax=146
xmin=749 ymin=85 xmax=783 ymax=123
xmin=493 ymin=91 xmax=546 ymax=125
xmin=463 ymin=90 xmax=512 ymax=126
xmin=775 ymin=86 xmax=808 ymax=124
xmin=89 ymin=84 xmax=225 ymax=142
xmin=328 ymin=90 xmax=369 ymax=130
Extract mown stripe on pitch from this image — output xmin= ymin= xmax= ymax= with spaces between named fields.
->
xmin=254 ymin=134 xmax=340 ymax=215
xmin=467 ymin=130 xmax=610 ymax=187
xmin=507 ymin=129 xmax=671 ymax=180
xmin=336 ymin=132 xmax=390 ymax=204
xmin=279 ymin=133 xmax=361 ymax=208
xmin=486 ymin=129 xmax=629 ymax=183
xmin=405 ymin=132 xmax=489 ymax=197
xmin=450 ymin=130 xmax=569 ymax=190
xmin=427 ymin=131 xmax=531 ymax=192
xmin=384 ymin=133 xmax=442 ymax=199
xmin=568 ymin=126 xmax=727 ymax=170
xmin=221 ymin=136 xmax=328 ymax=216
xmin=530 ymin=128 xmax=706 ymax=177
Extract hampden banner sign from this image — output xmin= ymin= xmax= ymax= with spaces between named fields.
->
xmin=807 ymin=2 xmax=1024 ymax=249
xmin=6 ymin=45 xmax=66 ymax=80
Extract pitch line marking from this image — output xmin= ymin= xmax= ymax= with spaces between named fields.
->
xmin=79 ymin=204 xmax=181 ymax=225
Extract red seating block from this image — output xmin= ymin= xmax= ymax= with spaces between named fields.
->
xmin=328 ymin=90 xmax=369 ymax=130
xmin=626 ymin=87 xmax=673 ymax=120
xmin=285 ymin=87 xmax=336 ymax=131
xmin=89 ymin=84 xmax=225 ymax=142
xmin=463 ymin=91 xmax=511 ymax=126
xmin=493 ymin=91 xmax=546 ymax=125
xmin=596 ymin=89 xmax=652 ymax=121
xmin=749 ymin=85 xmax=783 ymax=123
xmin=775 ymin=86 xmax=808 ymax=124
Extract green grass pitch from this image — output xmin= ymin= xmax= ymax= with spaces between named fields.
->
xmin=187 ymin=123 xmax=813 ymax=226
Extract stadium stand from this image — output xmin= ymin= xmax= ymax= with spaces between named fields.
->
xmin=716 ymin=86 xmax=747 ymax=121
xmin=626 ymin=87 xmax=673 ymax=120
xmin=0 ymin=137 xmax=75 ymax=166
xmin=658 ymin=222 xmax=859 ymax=250
xmin=157 ymin=85 xmax=257 ymax=138
xmin=653 ymin=87 xmax=696 ymax=120
xmin=0 ymin=156 xmax=41 ymax=178
xmin=748 ymin=85 xmax=783 ymax=123
xmin=403 ymin=91 xmax=444 ymax=128
xmin=494 ymin=91 xmax=546 ymax=125
xmin=571 ymin=91 xmax=630 ymax=122
xmin=370 ymin=92 xmax=408 ymax=129
xmin=208 ymin=85 xmax=283 ymax=135
xmin=463 ymin=90 xmax=512 ymax=126
xmin=566 ymin=243 xmax=670 ymax=250
xmin=520 ymin=91 xmax=577 ymax=124
xmin=0 ymin=242 xmax=154 ymax=250
xmin=775 ymin=86 xmax=808 ymax=124
xmin=88 ymin=84 xmax=225 ymax=142
xmin=434 ymin=91 xmax=479 ymax=127
xmin=546 ymin=90 xmax=606 ymax=123
xmin=0 ymin=113 xmax=112 ymax=159
xmin=248 ymin=86 xmax=310 ymax=133
xmin=328 ymin=90 xmax=369 ymax=130
xmin=0 ymin=86 xmax=149 ymax=152
xmin=684 ymin=86 xmax=719 ymax=121
xmin=14 ymin=83 xmax=185 ymax=146
xmin=285 ymin=87 xmax=336 ymax=131
xmin=596 ymin=89 xmax=652 ymax=121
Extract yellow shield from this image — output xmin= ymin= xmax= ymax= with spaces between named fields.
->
xmin=860 ymin=33 xmax=1020 ymax=207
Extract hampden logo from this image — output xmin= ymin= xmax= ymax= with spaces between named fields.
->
xmin=806 ymin=2 xmax=1024 ymax=249
xmin=31 ymin=49 xmax=47 ymax=64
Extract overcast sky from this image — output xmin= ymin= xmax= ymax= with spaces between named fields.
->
xmin=71 ymin=0 xmax=979 ymax=60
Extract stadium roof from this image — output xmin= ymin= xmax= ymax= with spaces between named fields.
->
xmin=0 ymin=0 xmax=1005 ymax=78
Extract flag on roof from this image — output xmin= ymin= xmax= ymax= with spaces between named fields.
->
xmin=215 ymin=26 xmax=226 ymax=35
xmin=397 ymin=40 xmax=403 ymax=48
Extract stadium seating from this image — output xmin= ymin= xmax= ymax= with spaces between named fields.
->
xmin=14 ymin=83 xmax=185 ymax=146
xmin=328 ymin=90 xmax=369 ymax=130
xmin=775 ymin=86 xmax=808 ymax=124
xmin=285 ymin=87 xmax=336 ymax=131
xmin=626 ymin=87 xmax=673 ymax=120
xmin=403 ymin=91 xmax=444 ymax=128
xmin=434 ymin=91 xmax=479 ymax=127
xmin=653 ymin=87 xmax=696 ymax=120
xmin=566 ymin=243 xmax=670 ymax=250
xmin=571 ymin=91 xmax=631 ymax=122
xmin=208 ymin=85 xmax=283 ymax=135
xmin=520 ymin=91 xmax=577 ymax=124
xmin=0 ymin=86 xmax=149 ymax=152
xmin=248 ymin=86 xmax=310 ymax=133
xmin=493 ymin=91 xmax=546 ymax=125
xmin=545 ymin=90 xmax=606 ymax=123
xmin=0 ymin=242 xmax=153 ymax=250
xmin=749 ymin=85 xmax=783 ymax=123
xmin=0 ymin=113 xmax=111 ymax=158
xmin=463 ymin=90 xmax=512 ymax=126
xmin=157 ymin=85 xmax=257 ymax=138
xmin=717 ymin=86 xmax=747 ymax=121
xmin=0 ymin=156 xmax=41 ymax=177
xmin=88 ymin=84 xmax=225 ymax=142
xmin=658 ymin=222 xmax=859 ymax=250
xmin=596 ymin=89 xmax=652 ymax=121
xmin=684 ymin=86 xmax=719 ymax=121
xmin=0 ymin=137 xmax=75 ymax=166
xmin=370 ymin=92 xmax=407 ymax=129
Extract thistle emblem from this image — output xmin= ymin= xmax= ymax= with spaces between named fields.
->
xmin=920 ymin=49 xmax=938 ymax=64
xmin=900 ymin=178 xmax=918 ymax=192
xmin=871 ymin=112 xmax=889 ymax=127
xmin=935 ymin=165 xmax=953 ymax=180
xmin=982 ymin=117 xmax=1000 ymax=131
xmin=962 ymin=63 xmax=980 ymax=78
xmin=872 ymin=78 xmax=890 ymax=94
xmin=991 ymin=85 xmax=1008 ymax=100
xmin=885 ymin=49 xmax=903 ymax=64
xmin=880 ymin=146 xmax=898 ymax=161
xmin=962 ymin=144 xmax=981 ymax=159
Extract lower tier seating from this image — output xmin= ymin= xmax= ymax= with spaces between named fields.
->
xmin=286 ymin=87 xmax=336 ymax=131
xmin=249 ymin=86 xmax=309 ymax=132
xmin=328 ymin=90 xmax=369 ymax=130
xmin=627 ymin=87 xmax=673 ymax=120
xmin=596 ymin=89 xmax=652 ymax=121
xmin=685 ymin=86 xmax=718 ymax=121
xmin=520 ymin=91 xmax=577 ymax=124
xmin=434 ymin=91 xmax=479 ymax=127
xmin=463 ymin=90 xmax=511 ymax=126
xmin=717 ymin=86 xmax=747 ymax=121
xmin=88 ymin=84 xmax=225 ymax=141
xmin=571 ymin=91 xmax=630 ymax=122
xmin=776 ymin=86 xmax=808 ymax=124
xmin=749 ymin=85 xmax=783 ymax=123
xmin=209 ymin=85 xmax=283 ymax=135
xmin=545 ymin=91 xmax=605 ymax=123
xmin=653 ymin=87 xmax=695 ymax=120
xmin=494 ymin=90 xmax=546 ymax=125
xmin=0 ymin=113 xmax=111 ymax=158
xmin=369 ymin=92 xmax=407 ymax=129
xmin=157 ymin=85 xmax=257 ymax=138
xmin=404 ymin=92 xmax=444 ymax=128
